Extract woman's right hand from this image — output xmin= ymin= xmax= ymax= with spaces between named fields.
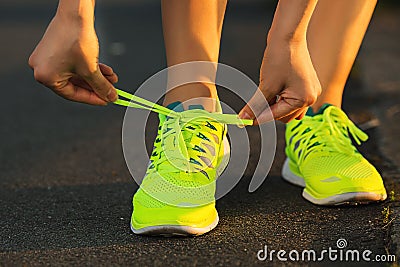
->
xmin=239 ymin=38 xmax=321 ymax=124
xmin=239 ymin=0 xmax=321 ymax=124
xmin=29 ymin=10 xmax=118 ymax=105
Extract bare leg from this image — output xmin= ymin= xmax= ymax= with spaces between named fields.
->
xmin=307 ymin=0 xmax=377 ymax=111
xmin=161 ymin=0 xmax=227 ymax=111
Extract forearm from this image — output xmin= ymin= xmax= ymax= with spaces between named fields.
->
xmin=56 ymin=0 xmax=95 ymax=26
xmin=268 ymin=0 xmax=318 ymax=43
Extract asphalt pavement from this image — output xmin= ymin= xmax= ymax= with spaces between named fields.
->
xmin=0 ymin=1 xmax=399 ymax=266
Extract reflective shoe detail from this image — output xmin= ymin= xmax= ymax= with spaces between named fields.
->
xmin=282 ymin=105 xmax=387 ymax=206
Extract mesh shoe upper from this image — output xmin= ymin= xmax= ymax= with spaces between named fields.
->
xmin=112 ymin=89 xmax=252 ymax=230
xmin=285 ymin=105 xmax=386 ymax=196
xmin=134 ymin=104 xmax=227 ymax=208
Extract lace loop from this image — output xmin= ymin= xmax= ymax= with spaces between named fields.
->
xmin=114 ymin=89 xmax=253 ymax=173
xmin=113 ymin=89 xmax=253 ymax=126
xmin=294 ymin=106 xmax=368 ymax=165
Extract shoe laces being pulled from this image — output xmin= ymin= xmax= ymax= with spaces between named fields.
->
xmin=155 ymin=113 xmax=226 ymax=173
xmin=114 ymin=89 xmax=253 ymax=174
xmin=291 ymin=106 xmax=368 ymax=165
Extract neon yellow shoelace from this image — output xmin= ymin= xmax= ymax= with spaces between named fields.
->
xmin=113 ymin=89 xmax=253 ymax=126
xmin=294 ymin=106 xmax=368 ymax=165
xmin=113 ymin=89 xmax=253 ymax=172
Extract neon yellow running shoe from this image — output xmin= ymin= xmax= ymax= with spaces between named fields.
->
xmin=113 ymin=89 xmax=251 ymax=235
xmin=282 ymin=104 xmax=387 ymax=205
xmin=131 ymin=101 xmax=230 ymax=236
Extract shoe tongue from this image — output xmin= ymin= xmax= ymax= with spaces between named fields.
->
xmin=166 ymin=101 xmax=184 ymax=112
xmin=159 ymin=101 xmax=184 ymax=122
xmin=188 ymin=105 xmax=205 ymax=110
xmin=166 ymin=101 xmax=205 ymax=111
xmin=306 ymin=103 xmax=332 ymax=117
xmin=159 ymin=101 xmax=205 ymax=121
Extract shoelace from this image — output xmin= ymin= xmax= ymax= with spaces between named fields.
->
xmin=114 ymin=89 xmax=253 ymax=172
xmin=150 ymin=117 xmax=217 ymax=174
xmin=294 ymin=106 xmax=368 ymax=165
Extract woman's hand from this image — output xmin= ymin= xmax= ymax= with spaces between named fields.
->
xmin=29 ymin=6 xmax=118 ymax=105
xmin=239 ymin=0 xmax=321 ymax=124
xmin=239 ymin=39 xmax=321 ymax=124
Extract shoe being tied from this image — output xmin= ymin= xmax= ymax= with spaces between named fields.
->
xmin=125 ymin=93 xmax=244 ymax=236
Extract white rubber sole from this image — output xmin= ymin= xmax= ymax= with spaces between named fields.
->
xmin=131 ymin=215 xmax=219 ymax=237
xmin=131 ymin=135 xmax=230 ymax=236
xmin=281 ymin=158 xmax=387 ymax=206
xmin=281 ymin=158 xmax=306 ymax=187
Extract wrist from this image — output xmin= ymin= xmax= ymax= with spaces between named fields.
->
xmin=267 ymin=0 xmax=318 ymax=46
xmin=56 ymin=0 xmax=95 ymax=27
xmin=264 ymin=32 xmax=309 ymax=62
xmin=267 ymin=27 xmax=307 ymax=46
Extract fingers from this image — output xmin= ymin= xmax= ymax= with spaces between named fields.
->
xmin=70 ymin=74 xmax=118 ymax=91
xmin=69 ymin=64 xmax=118 ymax=91
xmin=31 ymin=62 xmax=118 ymax=105
xmin=252 ymin=99 xmax=308 ymax=125
xmin=238 ymin=87 xmax=277 ymax=121
xmin=295 ymin=109 xmax=307 ymax=120
xmin=278 ymin=107 xmax=307 ymax=124
xmin=98 ymin=63 xmax=114 ymax=75
xmin=53 ymin=81 xmax=108 ymax=106
xmin=82 ymin=67 xmax=118 ymax=102
xmin=253 ymin=99 xmax=296 ymax=124
xmin=271 ymin=99 xmax=302 ymax=121
xmin=240 ymin=79 xmax=319 ymax=124
xmin=99 ymin=63 xmax=119 ymax=84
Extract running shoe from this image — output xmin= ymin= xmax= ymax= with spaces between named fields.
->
xmin=282 ymin=104 xmax=387 ymax=205
xmin=131 ymin=101 xmax=230 ymax=236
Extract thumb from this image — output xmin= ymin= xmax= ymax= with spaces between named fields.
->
xmin=84 ymin=68 xmax=118 ymax=102
xmin=238 ymin=87 xmax=274 ymax=121
xmin=256 ymin=99 xmax=301 ymax=124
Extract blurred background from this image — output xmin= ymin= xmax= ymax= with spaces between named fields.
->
xmin=0 ymin=0 xmax=399 ymax=265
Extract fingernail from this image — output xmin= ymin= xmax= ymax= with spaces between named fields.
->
xmin=239 ymin=111 xmax=250 ymax=120
xmin=107 ymin=89 xmax=118 ymax=102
